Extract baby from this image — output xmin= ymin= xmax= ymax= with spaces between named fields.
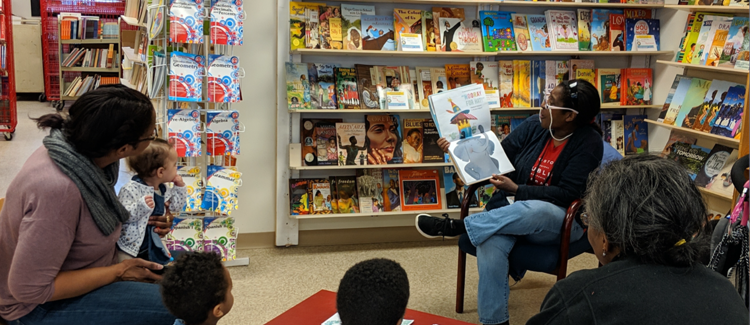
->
xmin=118 ymin=139 xmax=187 ymax=265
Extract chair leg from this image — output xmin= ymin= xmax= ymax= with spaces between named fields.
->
xmin=456 ymin=249 xmax=466 ymax=313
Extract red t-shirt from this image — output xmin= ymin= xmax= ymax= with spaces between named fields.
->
xmin=528 ymin=138 xmax=567 ymax=186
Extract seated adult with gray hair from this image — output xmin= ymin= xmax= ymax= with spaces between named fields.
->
xmin=527 ymin=155 xmax=748 ymax=325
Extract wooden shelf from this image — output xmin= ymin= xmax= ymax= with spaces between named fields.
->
xmin=503 ymin=50 xmax=672 ymax=56
xmin=698 ymin=187 xmax=734 ymax=202
xmin=293 ymin=48 xmax=672 ymax=57
xmin=289 ymin=104 xmax=661 ymax=114
xmin=338 ymin=0 xmax=664 ymax=7
xmin=656 ymin=60 xmax=749 ymax=75
xmin=644 ymin=119 xmax=740 ymax=147
xmin=120 ymin=15 xmax=146 ymax=27
xmin=663 ymin=4 xmax=750 ymax=13
xmin=60 ymin=38 xmax=120 ymax=44
xmin=60 ymin=67 xmax=120 ymax=72
xmin=291 ymin=162 xmax=451 ymax=170
xmin=292 ymin=207 xmax=484 ymax=220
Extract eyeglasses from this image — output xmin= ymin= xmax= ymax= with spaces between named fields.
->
xmin=580 ymin=212 xmax=590 ymax=226
xmin=541 ymin=94 xmax=580 ymax=114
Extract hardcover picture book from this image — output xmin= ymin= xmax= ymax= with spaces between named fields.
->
xmin=668 ymin=143 xmax=711 ymax=180
xmin=432 ymin=7 xmax=465 ymax=52
xmin=479 ymin=11 xmax=515 ymax=52
xmin=335 ymin=176 xmax=359 ymax=214
xmin=609 ymin=13 xmax=625 ymax=51
xmin=318 ymin=5 xmax=341 ymax=50
xmin=597 ymin=68 xmax=621 ymax=104
xmin=694 ymin=144 xmax=734 ymax=187
xmin=334 ymin=67 xmax=360 ymax=109
xmin=705 ymin=149 xmax=740 ymax=197
xmin=620 ymin=68 xmax=652 ymax=106
xmin=577 ymin=9 xmax=592 ymax=51
xmin=364 ymin=114 xmax=403 ymax=164
xmin=401 ymin=118 xmax=424 ymax=164
xmin=591 ymin=9 xmax=622 ymax=51
xmin=315 ymin=122 xmax=338 ymax=166
xmin=527 ymin=15 xmax=551 ymax=51
xmin=398 ymin=169 xmax=442 ymax=211
xmin=383 ymin=169 xmax=401 ymax=211
xmin=354 ymin=64 xmax=379 ymax=109
xmin=443 ymin=166 xmax=478 ymax=209
xmin=429 ymin=67 xmax=447 ymax=94
xmin=285 ymin=62 xmax=309 ymax=110
xmin=168 ymin=109 xmax=201 ymax=157
xmin=394 ymin=8 xmax=423 ymax=47
xmin=341 ymin=4 xmax=374 ymax=51
xmin=310 ymin=63 xmax=339 ymax=109
xmin=356 ymin=169 xmax=384 ymax=213
xmin=625 ymin=18 xmax=660 ymax=51
xmin=546 ymin=10 xmax=579 ymax=51
xmin=301 ymin=118 xmax=342 ymax=166
xmin=336 ymin=123 xmax=367 ymax=166
xmin=361 ymin=15 xmax=395 ymax=51
xmin=169 ymin=51 xmax=204 ymax=102
xmin=445 ymin=64 xmax=471 ymax=90
xmin=623 ymin=115 xmax=648 ymax=155
xmin=512 ymin=14 xmax=532 ymax=52
xmin=170 ymin=0 xmax=204 ymax=44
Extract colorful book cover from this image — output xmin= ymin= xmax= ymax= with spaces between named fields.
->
xmin=620 ymin=68 xmax=652 ymax=106
xmin=569 ymin=59 xmax=594 ymax=81
xmin=527 ymin=14 xmax=551 ymax=51
xmin=169 ymin=51 xmax=204 ymax=102
xmin=623 ymin=9 xmax=652 ymax=19
xmin=691 ymin=80 xmax=734 ymax=130
xmin=699 ymin=16 xmax=732 ymax=66
xmin=363 ymin=114 xmax=403 ymax=164
xmin=600 ymin=113 xmax=624 ymax=149
xmin=719 ymin=17 xmax=749 ymax=68
xmin=705 ymin=149 xmax=739 ymax=197
xmin=597 ymin=68 xmax=621 ymax=104
xmin=609 ymin=14 xmax=625 ymax=51
xmin=676 ymin=13 xmax=696 ymax=63
xmin=416 ymin=67 xmax=432 ymax=109
xmin=310 ymin=63 xmax=339 ymax=109
xmin=202 ymin=217 xmax=237 ymax=261
xmin=695 ymin=144 xmax=734 ymax=187
xmin=402 ymin=119 xmax=424 ymax=164
xmin=318 ymin=6 xmax=341 ymax=50
xmin=546 ymin=10 xmax=579 ymax=51
xmin=577 ymin=9 xmax=592 ymax=51
xmin=625 ymin=19 xmax=660 ymax=51
xmin=493 ymin=113 xmax=531 ymax=142
xmin=512 ymin=14 xmax=532 ymax=52
xmin=315 ymin=122 xmax=338 ymax=166
xmin=422 ymin=12 xmax=436 ymax=51
xmin=336 ymin=122 xmax=367 ymax=166
xmin=668 ymin=143 xmax=711 ymax=180
xmin=355 ymin=169 xmax=384 ymax=213
xmin=659 ymin=131 xmax=697 ymax=158
xmin=399 ymin=169 xmax=442 ymax=211
xmin=170 ymin=0 xmax=204 ymax=44
xmin=513 ymin=60 xmax=519 ymax=108
xmin=430 ymin=68 xmax=447 ymax=95
xmin=372 ymin=66 xmax=416 ymax=110
xmin=663 ymin=77 xmax=695 ymax=125
xmin=361 ymin=15 xmax=395 ymax=51
xmin=673 ymin=78 xmax=712 ymax=128
xmin=334 ymin=67 xmax=360 ymax=109
xmin=176 ymin=166 xmax=202 ymax=212
xmin=303 ymin=4 xmax=318 ymax=49
xmin=335 ymin=176 xmax=359 ymax=214
xmin=624 ymin=115 xmax=648 ymax=155
xmin=691 ymin=16 xmax=716 ymax=65
xmin=341 ymin=4 xmax=374 ymax=51
xmin=167 ymin=217 xmax=203 ymax=253
xmin=591 ymin=9 xmax=622 ymax=51
xmin=355 ymin=65 xmax=381 ymax=110
xmin=611 ymin=118 xmax=625 ymax=156
xmin=445 ymin=64 xmax=471 ymax=90
xmin=476 ymin=183 xmax=495 ymax=209
xmin=308 ymin=179 xmax=335 ymax=215
xmin=167 ymin=109 xmax=201 ymax=157
xmin=470 ymin=61 xmax=499 ymax=92
xmin=382 ymin=169 xmax=401 ymax=211
xmin=479 ymin=11 xmax=515 ymax=52
xmin=443 ymin=166 xmax=478 ymax=209
xmin=575 ymin=69 xmax=596 ymax=85
xmin=499 ymin=60 xmax=513 ymax=108
xmin=432 ymin=7 xmax=465 ymax=52
xmin=206 ymin=110 xmax=240 ymax=156
xmin=422 ymin=119 xmax=444 ymax=163
xmin=210 ymin=0 xmax=243 ymax=46
xmin=705 ymin=18 xmax=732 ymax=66
xmin=329 ymin=176 xmax=339 ymax=213
xmin=710 ymin=85 xmax=745 ymax=138
xmin=516 ymin=60 xmax=531 ymax=108
xmin=285 ymin=62 xmax=310 ymax=110
xmin=556 ymin=60 xmax=569 ymax=85
xmin=700 ymin=81 xmax=741 ymax=132
xmin=531 ymin=60 xmax=545 ymax=107
xmin=301 ymin=118 xmax=342 ymax=166
xmin=202 ymin=166 xmax=241 ymax=214
xmin=735 ymin=25 xmax=750 ymax=70
xmin=441 ymin=17 xmax=483 ymax=52
xmin=682 ymin=12 xmax=706 ymax=64
xmin=394 ymin=8 xmax=423 ymax=47
xmin=207 ymin=55 xmax=240 ymax=103
xmin=657 ymin=75 xmax=687 ymax=122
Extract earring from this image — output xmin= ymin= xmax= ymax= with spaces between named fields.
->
xmin=602 ymin=251 xmax=607 ymax=257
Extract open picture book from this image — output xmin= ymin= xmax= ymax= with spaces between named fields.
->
xmin=427 ymin=83 xmax=515 ymax=185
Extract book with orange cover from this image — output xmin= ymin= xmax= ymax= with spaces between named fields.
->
xmin=398 ymin=169 xmax=442 ymax=211
xmin=444 ymin=64 xmax=470 ymax=90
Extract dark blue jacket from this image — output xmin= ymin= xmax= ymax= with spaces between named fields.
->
xmin=488 ymin=115 xmax=603 ymax=209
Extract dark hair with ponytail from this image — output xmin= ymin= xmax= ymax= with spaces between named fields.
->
xmin=35 ymin=84 xmax=155 ymax=159
xmin=584 ymin=155 xmax=709 ymax=267
xmin=557 ymin=79 xmax=603 ymax=135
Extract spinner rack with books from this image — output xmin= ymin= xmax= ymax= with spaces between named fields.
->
xmin=275 ymin=0 xmax=676 ymax=246
xmin=0 ymin=0 xmax=17 ymax=141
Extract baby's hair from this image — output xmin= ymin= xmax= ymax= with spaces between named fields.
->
xmin=126 ymin=138 xmax=174 ymax=178
xmin=161 ymin=252 xmax=229 ymax=325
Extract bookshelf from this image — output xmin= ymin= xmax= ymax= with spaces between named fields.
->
xmin=60 ymin=39 xmax=121 ymax=45
xmin=698 ymin=187 xmax=734 ymax=202
xmin=293 ymin=48 xmax=674 ymax=58
xmin=292 ymin=207 xmax=485 ymax=220
xmin=663 ymin=4 xmax=750 ymax=14
xmin=0 ymin=0 xmax=17 ymax=141
xmin=644 ymin=119 xmax=740 ymax=148
xmin=656 ymin=60 xmax=750 ymax=75
xmin=339 ymin=0 xmax=665 ymax=7
xmin=290 ymin=162 xmax=453 ymax=171
xmin=289 ymin=104 xmax=662 ymax=114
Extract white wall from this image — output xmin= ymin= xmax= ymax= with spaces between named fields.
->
xmin=11 ymin=0 xmax=31 ymax=19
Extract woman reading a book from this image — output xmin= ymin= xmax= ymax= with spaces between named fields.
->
xmin=0 ymin=86 xmax=176 ymax=324
xmin=416 ymin=80 xmax=603 ymax=325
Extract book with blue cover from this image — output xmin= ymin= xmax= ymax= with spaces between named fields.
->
xmin=625 ymin=18 xmax=660 ymax=51
xmin=623 ymin=115 xmax=648 ymax=156
xmin=527 ymin=14 xmax=551 ymax=51
xmin=591 ymin=9 xmax=623 ymax=51
xmin=361 ymin=15 xmax=395 ymax=51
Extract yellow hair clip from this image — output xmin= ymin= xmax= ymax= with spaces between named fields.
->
xmin=674 ymin=239 xmax=687 ymax=247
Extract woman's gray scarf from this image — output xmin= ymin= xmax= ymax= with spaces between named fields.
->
xmin=43 ymin=129 xmax=129 ymax=236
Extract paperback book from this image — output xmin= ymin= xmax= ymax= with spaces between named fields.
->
xmin=176 ymin=166 xmax=202 ymax=212
xmin=394 ymin=8 xmax=423 ymax=47
xmin=206 ymin=110 xmax=240 ymax=156
xmin=443 ymin=166 xmax=478 ymax=209
xmin=334 ymin=67 xmax=360 ymax=109
xmin=719 ymin=17 xmax=749 ymax=68
xmin=341 ymin=4 xmax=374 ymax=50
xmin=546 ymin=10 xmax=579 ymax=51
xmin=609 ymin=13 xmax=625 ymax=51
xmin=577 ymin=9 xmax=592 ymax=51
xmin=620 ymin=68 xmax=652 ymax=106
xmin=695 ymin=144 xmax=734 ymax=187
xmin=315 ymin=121 xmax=338 ymax=166
xmin=422 ymin=119 xmax=444 ymax=163
xmin=210 ymin=0 xmax=243 ymax=45
xmin=433 ymin=7 xmax=465 ymax=52
xmin=170 ymin=0 xmax=204 ymax=44
xmin=625 ymin=18 xmax=660 ymax=51
xmin=207 ymin=55 xmax=241 ymax=103
xmin=710 ymin=85 xmax=745 ymax=138
xmin=318 ymin=5 xmax=341 ymax=50
xmin=285 ymin=62 xmax=309 ymax=110
xmin=430 ymin=68 xmax=447 ymax=94
xmin=356 ymin=169 xmax=384 ymax=213
xmin=597 ymin=68 xmax=621 ymax=104
xmin=203 ymin=217 xmax=237 ymax=261
xmin=674 ymin=78 xmax=712 ymax=129
xmin=705 ymin=149 xmax=740 ymax=197
xmin=310 ymin=63 xmax=339 ymax=109
xmin=445 ymin=64 xmax=471 ymax=90
xmin=383 ymin=169 xmax=401 ymax=211
xmin=309 ymin=180 xmax=334 ymax=213
xmin=691 ymin=80 xmax=735 ymax=131
xmin=167 ymin=217 xmax=203 ymax=253
xmin=499 ymin=61 xmax=513 ymax=108
xmin=169 ymin=51 xmax=204 ymax=102
xmin=336 ymin=176 xmax=359 ymax=214
xmin=336 ymin=122 xmax=367 ymax=166
xmin=591 ymin=9 xmax=622 ymax=51
xmin=663 ymin=77 xmax=695 ymax=125
xmin=668 ymin=143 xmax=711 ymax=180
xmin=402 ymin=118 xmax=424 ymax=164
xmin=167 ymin=109 xmax=201 ymax=157
xmin=623 ymin=115 xmax=648 ymax=155
xmin=202 ymin=166 xmax=241 ymax=214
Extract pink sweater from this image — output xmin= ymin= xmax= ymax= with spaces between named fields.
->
xmin=0 ymin=147 xmax=120 ymax=321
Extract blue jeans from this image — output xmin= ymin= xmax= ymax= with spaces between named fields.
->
xmin=465 ymin=199 xmax=584 ymax=324
xmin=8 ymin=282 xmax=175 ymax=325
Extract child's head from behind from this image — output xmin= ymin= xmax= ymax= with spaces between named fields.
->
xmin=126 ymin=138 xmax=178 ymax=182
xmin=161 ymin=252 xmax=234 ymax=325
xmin=337 ymin=258 xmax=409 ymax=325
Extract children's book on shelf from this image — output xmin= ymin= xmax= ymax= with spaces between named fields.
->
xmin=373 ymin=66 xmax=416 ymax=110
xmin=335 ymin=176 xmax=359 ymax=214
xmin=577 ymin=9 xmax=592 ymax=51
xmin=399 ymin=169 xmax=442 ymax=211
xmin=674 ymin=78 xmax=711 ymax=129
xmin=202 ymin=217 xmax=237 ymax=261
xmin=206 ymin=110 xmax=240 ymax=156
xmin=430 ymin=67 xmax=448 ymax=95
xmin=355 ymin=169 xmax=384 ymax=213
xmin=445 ymin=64 xmax=471 ymax=90
xmin=575 ymin=69 xmax=595 ymax=85
xmin=445 ymin=18 xmax=483 ymax=52
xmin=334 ymin=67 xmax=360 ymax=109
xmin=659 ymin=131 xmax=696 ymax=158
xmin=719 ymin=17 xmax=749 ymax=68
xmin=545 ymin=60 xmax=557 ymax=97
xmin=176 ymin=166 xmax=202 ymax=211
xmin=301 ymin=118 xmax=342 ymax=166
xmin=698 ymin=81 xmax=740 ymax=132
xmin=341 ymin=4 xmax=374 ymax=51
xmin=478 ymin=11 xmax=515 ymax=52
xmin=169 ymin=51 xmax=204 ymax=102
xmin=422 ymin=119 xmax=444 ymax=163
xmin=422 ymin=12 xmax=436 ymax=51
xmin=336 ymin=122 xmax=367 ymax=166
xmin=470 ymin=61 xmax=499 ymax=107
xmin=527 ymin=14 xmax=551 ymax=51
xmin=167 ymin=109 xmax=201 ymax=157
xmin=493 ymin=114 xmax=531 ymax=142
xmin=695 ymin=144 xmax=734 ymax=188
xmin=735 ymin=25 xmax=750 ymax=70
xmin=319 ymin=5 xmax=341 ymax=50
xmin=443 ymin=166 xmax=478 ymax=209
xmin=623 ymin=8 xmax=652 ymax=20
xmin=382 ymin=169 xmax=401 ymax=211
xmin=329 ymin=177 xmax=339 ymax=213
xmin=515 ymin=60 xmax=531 ymax=108
xmin=202 ymin=166 xmax=241 ymax=214
xmin=530 ymin=60 xmax=545 ymax=107
xmin=663 ymin=76 xmax=695 ymax=125
xmin=569 ymin=59 xmax=594 ymax=81
xmin=167 ymin=217 xmax=203 ymax=253
xmin=597 ymin=68 xmax=621 ymax=104
xmin=305 ymin=4 xmax=318 ymax=49
xmin=623 ymin=115 xmax=648 ymax=155
xmin=499 ymin=61 xmax=513 ymax=108
xmin=512 ymin=14 xmax=532 ymax=52
xmin=433 ymin=7 xmax=465 ymax=52
xmin=705 ymin=18 xmax=733 ymax=66
xmin=691 ymin=80 xmax=734 ymax=131
xmin=309 ymin=63 xmax=339 ymax=109
xmin=657 ymin=75 xmax=687 ymax=122
xmin=676 ymin=13 xmax=696 ymax=63
xmin=691 ymin=15 xmax=718 ymax=65
xmin=428 ymin=84 xmax=515 ymax=185
xmin=394 ymin=8 xmax=423 ymax=48
xmin=286 ymin=62 xmax=309 ymax=109
xmin=591 ymin=9 xmax=622 ymax=51
xmin=363 ymin=114 xmax=403 ymax=164
xmin=705 ymin=149 xmax=740 ymax=197
xmin=620 ymin=68 xmax=652 ymax=106
xmin=625 ymin=19 xmax=660 ymax=51
xmin=207 ymin=55 xmax=241 ymax=103
xmin=401 ymin=119 xmax=424 ymax=164
xmin=546 ymin=10 xmax=578 ymax=51
xmin=609 ymin=13 xmax=625 ymax=51
xmin=710 ymin=85 xmax=745 ymax=138
xmin=668 ymin=143 xmax=711 ymax=181
xmin=600 ymin=113 xmax=623 ymax=150
xmin=315 ymin=122 xmax=338 ymax=166
xmin=210 ymin=0 xmax=244 ymax=46
xmin=170 ymin=0 xmax=204 ymax=44
xmin=361 ymin=15 xmax=395 ymax=51
xmin=354 ymin=64 xmax=379 ymax=109
xmin=555 ymin=60 xmax=569 ymax=85
xmin=682 ymin=12 xmax=706 ymax=64
xmin=416 ymin=67 xmax=432 ymax=109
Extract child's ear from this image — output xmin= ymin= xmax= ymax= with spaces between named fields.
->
xmin=212 ymin=304 xmax=225 ymax=318
xmin=157 ymin=166 xmax=165 ymax=178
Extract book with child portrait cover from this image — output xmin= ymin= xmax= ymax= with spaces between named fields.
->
xmin=336 ymin=176 xmax=359 ymax=214
xmin=307 ymin=179 xmax=333 ymax=214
